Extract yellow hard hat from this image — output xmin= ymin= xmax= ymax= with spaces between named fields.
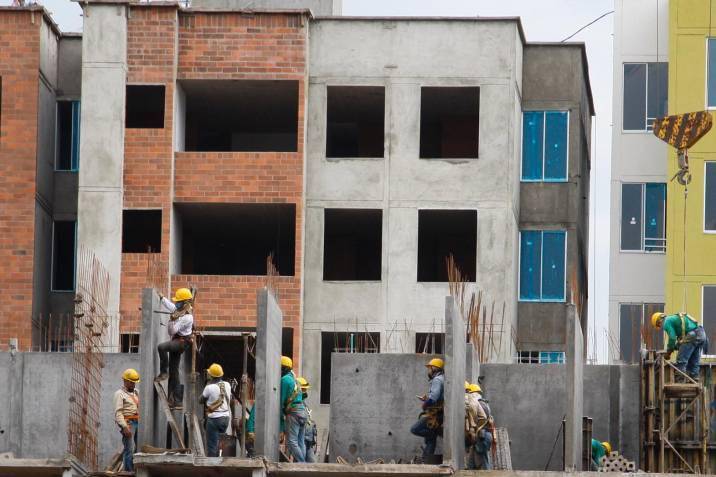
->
xmin=281 ymin=356 xmax=293 ymax=369
xmin=122 ymin=368 xmax=140 ymax=383
xmin=464 ymin=381 xmax=471 ymax=391
xmin=470 ymin=383 xmax=482 ymax=393
xmin=602 ymin=442 xmax=612 ymax=454
xmin=651 ymin=312 xmax=665 ymax=328
xmin=172 ymin=287 xmax=193 ymax=302
xmin=297 ymin=377 xmax=310 ymax=390
xmin=426 ymin=358 xmax=444 ymax=369
xmin=207 ymin=363 xmax=224 ymax=378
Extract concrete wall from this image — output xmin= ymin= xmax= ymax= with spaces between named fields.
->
xmin=0 ymin=351 xmax=139 ymax=469
xmin=77 ymin=3 xmax=127 ymax=335
xmin=608 ymin=0 xmax=668 ymax=363
xmin=518 ymin=45 xmax=593 ymax=351
xmin=302 ymin=19 xmax=524 ymax=421
xmin=329 ymin=355 xmax=640 ymax=470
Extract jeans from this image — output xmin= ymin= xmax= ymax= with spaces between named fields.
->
xmin=410 ymin=416 xmax=438 ymax=457
xmin=121 ymin=420 xmax=138 ymax=472
xmin=285 ymin=407 xmax=307 ymax=462
xmin=206 ymin=416 xmax=230 ymax=457
xmin=473 ymin=430 xmax=493 ymax=470
xmin=676 ymin=326 xmax=707 ymax=378
xmin=305 ymin=441 xmax=316 ymax=463
xmin=157 ymin=338 xmax=187 ymax=401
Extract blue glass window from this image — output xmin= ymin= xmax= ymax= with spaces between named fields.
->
xmin=708 ymin=40 xmax=716 ymax=108
xmin=519 ymin=230 xmax=566 ymax=302
xmin=539 ymin=351 xmax=565 ymax=364
xmin=56 ymin=100 xmax=80 ymax=171
xmin=521 ymin=111 xmax=568 ymax=181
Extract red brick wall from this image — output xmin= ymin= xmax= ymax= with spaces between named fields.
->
xmin=0 ymin=11 xmax=40 ymax=350
xmin=120 ymin=6 xmax=177 ymax=332
xmin=122 ymin=9 xmax=307 ymax=361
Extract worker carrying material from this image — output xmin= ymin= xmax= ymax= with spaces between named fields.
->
xmin=464 ymin=382 xmax=493 ymax=470
xmin=280 ymin=356 xmax=307 ymax=462
xmin=155 ymin=288 xmax=194 ymax=409
xmin=114 ymin=369 xmax=140 ymax=472
xmin=297 ymin=377 xmax=318 ymax=463
xmin=410 ymin=358 xmax=445 ymax=460
xmin=591 ymin=439 xmax=611 ymax=470
xmin=652 ymin=312 xmax=708 ymax=380
xmin=200 ymin=363 xmax=233 ymax=457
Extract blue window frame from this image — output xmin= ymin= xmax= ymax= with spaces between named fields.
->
xmin=519 ymin=230 xmax=566 ymax=302
xmin=620 ymin=182 xmax=666 ymax=252
xmin=708 ymin=39 xmax=716 ymax=108
xmin=56 ymin=100 xmax=80 ymax=171
xmin=521 ymin=111 xmax=568 ymax=181
xmin=516 ymin=351 xmax=566 ymax=364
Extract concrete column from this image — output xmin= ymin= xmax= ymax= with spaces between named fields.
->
xmin=254 ymin=288 xmax=283 ymax=461
xmin=564 ymin=304 xmax=584 ymax=470
xmin=77 ymin=2 xmax=128 ymax=343
xmin=443 ymin=296 xmax=466 ymax=469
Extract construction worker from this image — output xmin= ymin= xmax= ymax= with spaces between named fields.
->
xmin=591 ymin=439 xmax=611 ymax=470
xmin=471 ymin=383 xmax=493 ymax=470
xmin=652 ymin=312 xmax=708 ymax=380
xmin=155 ymin=287 xmax=194 ymax=409
xmin=246 ymin=402 xmax=256 ymax=457
xmin=114 ymin=369 xmax=140 ymax=472
xmin=280 ymin=356 xmax=307 ymax=462
xmin=297 ymin=377 xmax=318 ymax=463
xmin=410 ymin=358 xmax=444 ymax=460
xmin=200 ymin=363 xmax=232 ymax=457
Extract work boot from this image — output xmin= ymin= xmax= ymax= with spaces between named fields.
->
xmin=154 ymin=372 xmax=169 ymax=382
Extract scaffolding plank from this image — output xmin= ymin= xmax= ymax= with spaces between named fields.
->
xmin=154 ymin=381 xmax=186 ymax=449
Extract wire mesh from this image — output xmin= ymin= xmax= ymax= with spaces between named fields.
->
xmin=67 ymin=246 xmax=111 ymax=471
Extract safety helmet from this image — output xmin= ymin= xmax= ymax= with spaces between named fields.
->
xmin=464 ymin=381 xmax=471 ymax=391
xmin=297 ymin=377 xmax=310 ymax=390
xmin=602 ymin=442 xmax=612 ymax=454
xmin=122 ymin=368 xmax=140 ymax=383
xmin=281 ymin=356 xmax=293 ymax=369
xmin=651 ymin=312 xmax=665 ymax=328
xmin=426 ymin=358 xmax=444 ymax=369
xmin=470 ymin=383 xmax=482 ymax=393
xmin=172 ymin=287 xmax=193 ymax=302
xmin=207 ymin=363 xmax=224 ymax=378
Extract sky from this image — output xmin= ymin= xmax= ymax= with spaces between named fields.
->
xmin=9 ymin=0 xmax=615 ymax=363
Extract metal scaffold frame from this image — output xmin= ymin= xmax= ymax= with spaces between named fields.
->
xmin=641 ymin=350 xmax=712 ymax=474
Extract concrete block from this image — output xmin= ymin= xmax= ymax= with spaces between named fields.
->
xmin=443 ymin=296 xmax=466 ymax=469
xmin=254 ymin=288 xmax=283 ymax=461
xmin=564 ymin=304 xmax=583 ymax=471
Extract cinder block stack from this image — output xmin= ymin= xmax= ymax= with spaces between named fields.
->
xmin=598 ymin=451 xmax=637 ymax=472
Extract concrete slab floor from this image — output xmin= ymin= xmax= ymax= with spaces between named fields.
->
xmin=0 ymin=456 xmax=86 ymax=477
xmin=268 ymin=462 xmax=452 ymax=477
xmin=134 ymin=454 xmax=265 ymax=477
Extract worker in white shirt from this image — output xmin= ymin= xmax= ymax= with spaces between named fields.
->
xmin=200 ymin=363 xmax=233 ymax=457
xmin=155 ymin=287 xmax=194 ymax=409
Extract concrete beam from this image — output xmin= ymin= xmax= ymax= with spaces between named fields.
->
xmin=564 ymin=304 xmax=583 ymax=471
xmin=442 ymin=296 xmax=466 ymax=470
xmin=254 ymin=288 xmax=283 ymax=462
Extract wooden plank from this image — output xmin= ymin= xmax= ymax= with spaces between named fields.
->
xmin=154 ymin=381 xmax=186 ymax=449
xmin=192 ymin=413 xmax=205 ymax=457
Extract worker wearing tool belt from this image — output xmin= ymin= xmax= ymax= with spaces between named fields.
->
xmin=280 ymin=356 xmax=307 ymax=462
xmin=114 ymin=369 xmax=140 ymax=472
xmin=156 ymin=288 xmax=194 ymax=409
xmin=465 ymin=382 xmax=492 ymax=470
xmin=297 ymin=377 xmax=318 ymax=463
xmin=201 ymin=363 xmax=233 ymax=457
xmin=410 ymin=358 xmax=444 ymax=460
xmin=652 ymin=312 xmax=708 ymax=380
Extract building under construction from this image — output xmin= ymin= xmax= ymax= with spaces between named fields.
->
xmin=1 ymin=0 xmax=715 ymax=476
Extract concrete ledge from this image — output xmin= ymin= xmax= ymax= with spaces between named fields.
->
xmin=0 ymin=456 xmax=86 ymax=477
xmin=134 ymin=453 xmax=265 ymax=476
xmin=268 ymin=463 xmax=452 ymax=477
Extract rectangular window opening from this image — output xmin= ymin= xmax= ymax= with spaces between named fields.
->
xmin=120 ymin=333 xmax=140 ymax=353
xmin=122 ymin=209 xmax=162 ymax=253
xmin=623 ymin=62 xmax=668 ymax=131
xmin=126 ymin=85 xmax=165 ymax=129
xmin=417 ymin=210 xmax=477 ymax=282
xmin=177 ymin=203 xmax=295 ymax=276
xmin=619 ymin=303 xmax=664 ymax=364
xmin=521 ymin=111 xmax=568 ymax=181
xmin=420 ymin=87 xmax=479 ymax=159
xmin=320 ymin=331 xmax=380 ymax=404
xmin=703 ymin=286 xmax=716 ymax=347
xmin=516 ymin=351 xmax=565 ymax=364
xmin=323 ymin=209 xmax=382 ymax=281
xmin=709 ymin=39 xmax=716 ymax=108
xmin=706 ymin=163 xmax=716 ymax=231
xmin=416 ymin=332 xmax=444 ymax=354
xmin=519 ymin=230 xmax=566 ymax=302
xmin=182 ymin=80 xmax=298 ymax=152
xmin=56 ymin=100 xmax=80 ymax=171
xmin=620 ymin=183 xmax=666 ymax=252
xmin=52 ymin=221 xmax=76 ymax=291
xmin=326 ymin=86 xmax=384 ymax=158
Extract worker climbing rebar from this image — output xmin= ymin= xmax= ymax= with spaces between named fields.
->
xmin=652 ymin=311 xmax=708 ymax=381
xmin=410 ymin=358 xmax=444 ymax=461
xmin=114 ymin=369 xmax=140 ymax=472
xmin=155 ymin=287 xmax=194 ymax=409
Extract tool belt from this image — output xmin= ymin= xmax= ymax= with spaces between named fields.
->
xmin=421 ymin=405 xmax=444 ymax=430
xmin=125 ymin=414 xmax=139 ymax=422
xmin=172 ymin=334 xmax=191 ymax=343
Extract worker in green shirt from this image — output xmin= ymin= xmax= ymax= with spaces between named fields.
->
xmin=280 ymin=356 xmax=307 ymax=462
xmin=652 ymin=312 xmax=708 ymax=380
xmin=591 ymin=439 xmax=611 ymax=470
